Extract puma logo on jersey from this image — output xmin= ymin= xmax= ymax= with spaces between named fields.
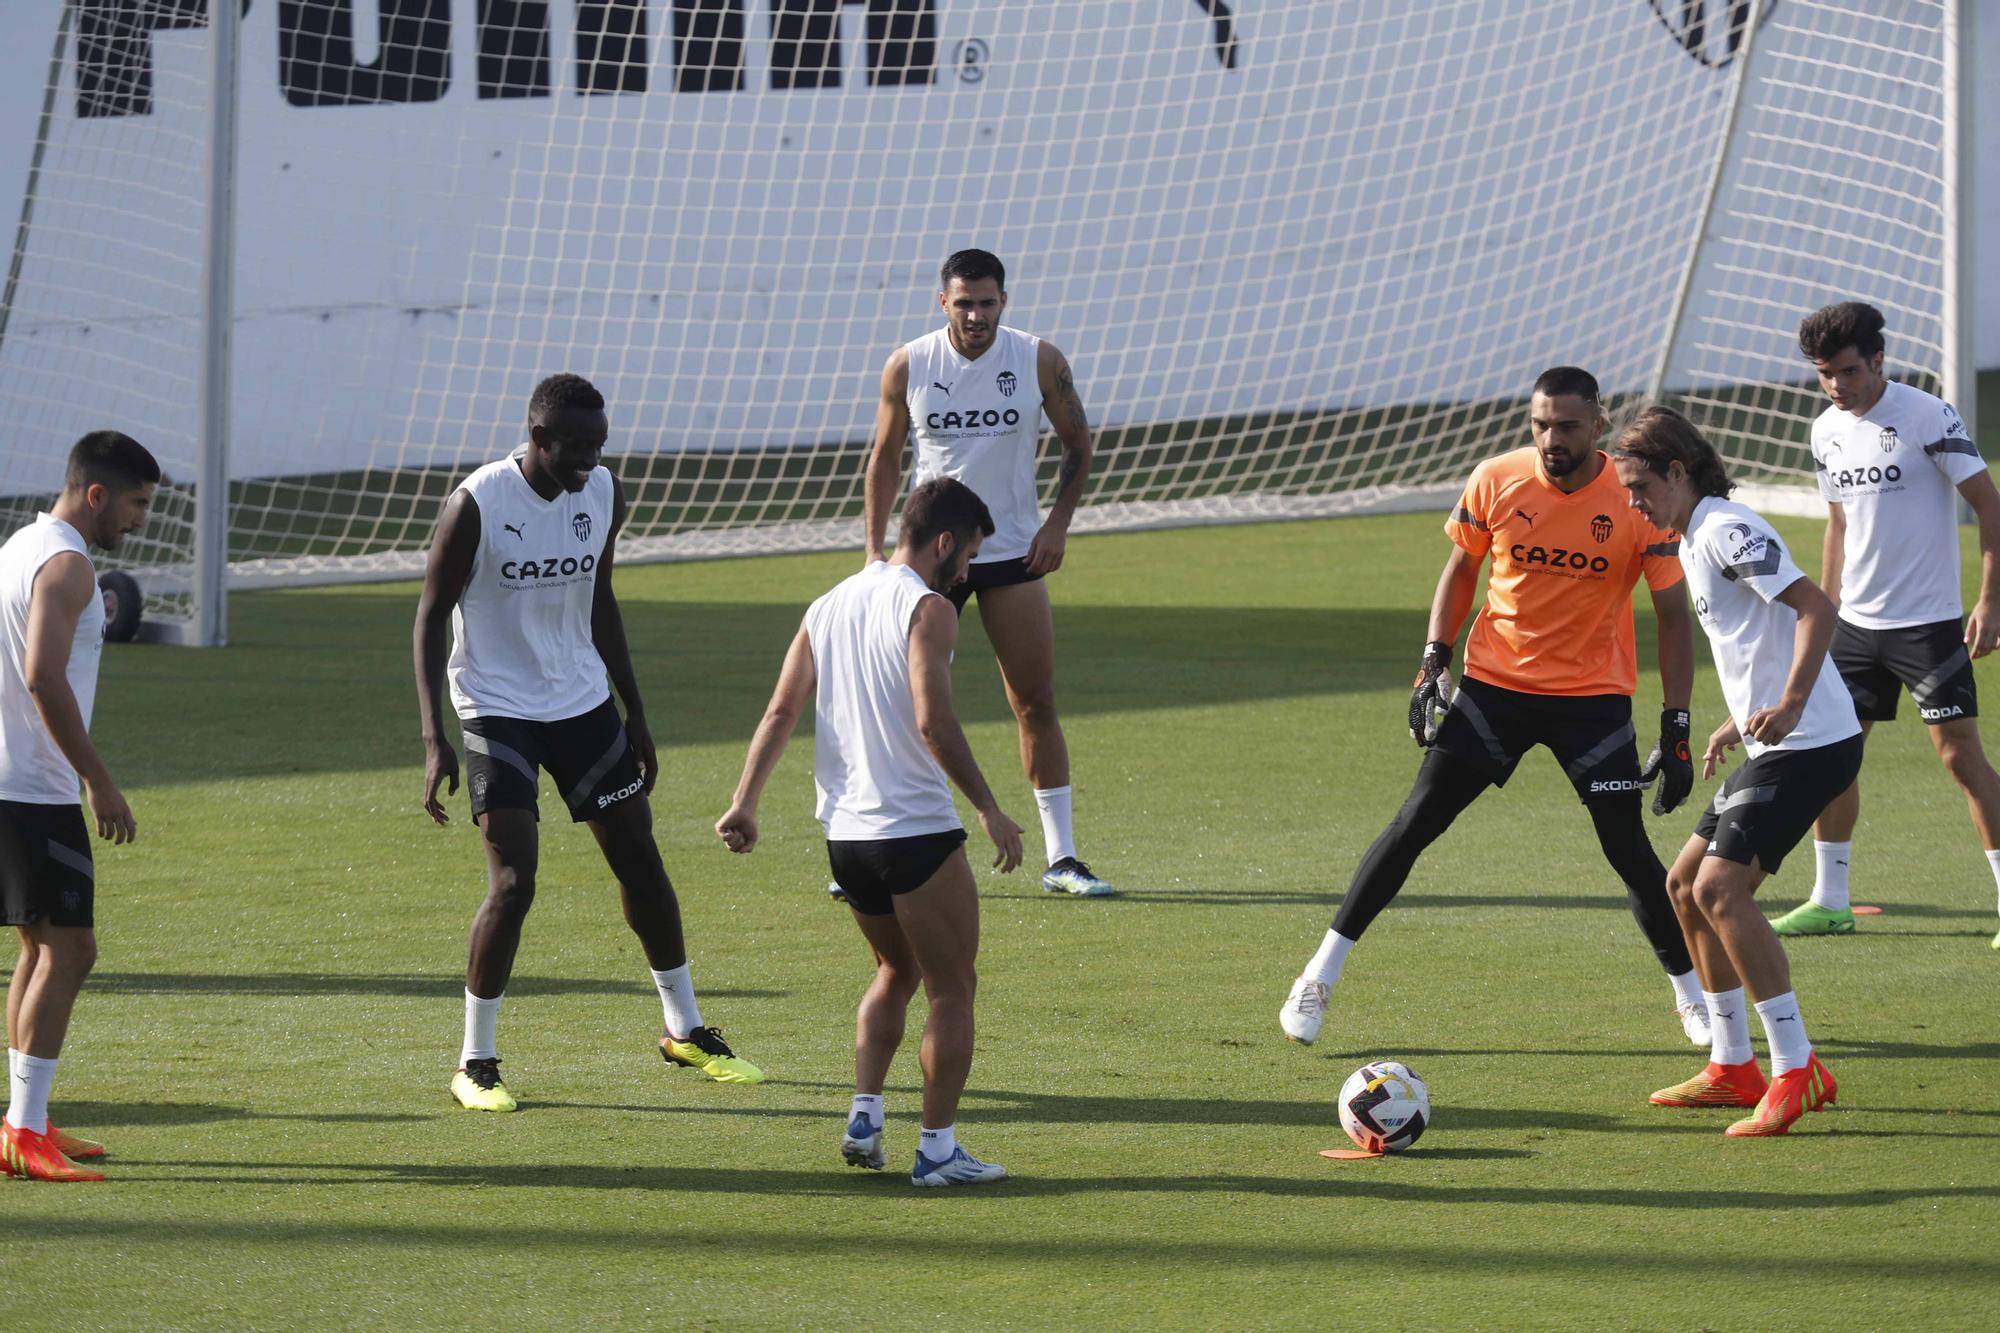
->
xmin=502 ymin=522 xmax=525 ymax=541
xmin=932 ymin=380 xmax=953 ymax=396
xmin=1515 ymin=509 xmax=1537 ymax=528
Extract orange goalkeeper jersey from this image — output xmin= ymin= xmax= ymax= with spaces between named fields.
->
xmin=1444 ymin=447 xmax=1683 ymax=697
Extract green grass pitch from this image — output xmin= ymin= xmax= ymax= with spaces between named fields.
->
xmin=3 ymin=510 xmax=1997 ymax=1329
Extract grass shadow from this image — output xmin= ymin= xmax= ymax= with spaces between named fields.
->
xmin=47 ymin=972 xmax=785 ymax=1001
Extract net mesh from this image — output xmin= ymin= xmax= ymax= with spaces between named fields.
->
xmin=0 ymin=1 xmax=1952 ymax=616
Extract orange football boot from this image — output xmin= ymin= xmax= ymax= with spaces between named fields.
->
xmin=1725 ymin=1053 xmax=1836 ymax=1137
xmin=1650 ymin=1059 xmax=1768 ymax=1108
xmin=0 ymin=1122 xmax=105 ymax=1181
xmin=47 ymin=1123 xmax=105 ymax=1160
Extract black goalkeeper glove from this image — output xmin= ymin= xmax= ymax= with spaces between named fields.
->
xmin=1640 ymin=708 xmax=1693 ymax=815
xmin=1408 ymin=641 xmax=1455 ymax=748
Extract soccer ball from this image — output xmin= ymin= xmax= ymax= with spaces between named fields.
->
xmin=1338 ymin=1060 xmax=1430 ymax=1153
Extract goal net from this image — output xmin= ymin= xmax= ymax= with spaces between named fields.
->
xmin=0 ymin=1 xmax=1964 ymax=635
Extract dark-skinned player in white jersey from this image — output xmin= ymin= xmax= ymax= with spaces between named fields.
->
xmin=858 ymin=249 xmax=1111 ymax=898
xmin=415 ymin=373 xmax=762 ymax=1111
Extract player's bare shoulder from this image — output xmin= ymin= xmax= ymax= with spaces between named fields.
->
xmin=882 ymin=343 xmax=912 ymax=397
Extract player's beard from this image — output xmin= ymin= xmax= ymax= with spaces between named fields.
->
xmin=1540 ymin=447 xmax=1580 ymax=478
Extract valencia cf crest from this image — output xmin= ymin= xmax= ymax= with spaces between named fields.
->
xmin=1879 ymin=426 xmax=1899 ymax=454
xmin=997 ymin=370 xmax=1017 ymax=397
xmin=1591 ymin=513 xmax=1613 ymax=543
xmin=573 ymin=512 xmax=592 ymax=542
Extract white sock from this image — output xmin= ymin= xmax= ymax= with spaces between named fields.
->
xmin=5 ymin=1052 xmax=56 ymax=1134
xmin=1984 ymin=849 xmax=2000 ymax=916
xmin=1034 ymin=786 xmax=1077 ymax=866
xmin=1809 ymin=841 xmax=1852 ymax=913
xmin=1669 ymin=969 xmax=1703 ymax=1010
xmin=1302 ymin=929 xmax=1356 ymax=987
xmin=652 ymin=964 xmax=703 ymax=1039
xmin=6 ymin=1047 xmax=18 ymax=1081
xmin=918 ymin=1122 xmax=958 ymax=1161
xmin=460 ymin=990 xmax=502 ymax=1065
xmin=849 ymin=1093 xmax=883 ymax=1131
xmin=1753 ymin=991 xmax=1812 ymax=1075
xmin=1705 ymin=989 xmax=1753 ymax=1066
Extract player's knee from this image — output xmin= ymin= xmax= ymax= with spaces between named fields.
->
xmin=1010 ymin=689 xmax=1058 ymax=731
xmin=485 ymin=869 xmax=536 ymax=917
xmin=43 ymin=930 xmax=95 ymax=978
xmin=1689 ymin=872 xmax=1738 ymax=920
xmin=1937 ymin=736 xmax=1994 ymax=788
xmin=878 ymin=958 xmax=921 ymax=1003
xmin=1664 ymin=865 xmax=1698 ymax=912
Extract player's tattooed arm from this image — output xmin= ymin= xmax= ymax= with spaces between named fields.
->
xmin=1029 ymin=342 xmax=1094 ymax=574
xmin=1042 ymin=344 xmax=1093 ymax=518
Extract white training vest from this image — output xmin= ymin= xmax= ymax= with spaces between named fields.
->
xmin=447 ymin=456 xmax=614 ymax=722
xmin=905 ymin=325 xmax=1044 ymax=563
xmin=0 ymin=514 xmax=105 ymax=802
xmin=805 ymin=562 xmax=961 ymax=840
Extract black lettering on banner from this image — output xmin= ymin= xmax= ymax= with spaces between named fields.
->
xmin=576 ymin=0 xmax=647 ymax=95
xmin=476 ymin=0 xmax=550 ymax=99
xmin=769 ymin=0 xmax=936 ymax=90
xmin=673 ymin=0 xmax=746 ymax=92
xmin=279 ymin=0 xmax=452 ymax=107
xmin=76 ymin=0 xmax=252 ymax=119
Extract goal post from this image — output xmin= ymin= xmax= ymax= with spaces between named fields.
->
xmin=0 ymin=1 xmax=1972 ymax=639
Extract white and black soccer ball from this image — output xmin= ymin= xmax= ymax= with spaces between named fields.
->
xmin=1338 ymin=1061 xmax=1430 ymax=1154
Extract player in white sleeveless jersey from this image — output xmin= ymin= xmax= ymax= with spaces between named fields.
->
xmin=1769 ymin=302 xmax=2000 ymax=947
xmin=1 ymin=431 xmax=157 ymax=1181
xmin=415 ymin=374 xmax=762 ymax=1112
xmin=1614 ymin=408 xmax=1860 ymax=1136
xmin=718 ymin=478 xmax=1024 ymax=1187
xmin=861 ymin=249 xmax=1112 ymax=898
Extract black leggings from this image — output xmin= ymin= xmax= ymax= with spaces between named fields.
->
xmin=1330 ymin=748 xmax=1693 ymax=976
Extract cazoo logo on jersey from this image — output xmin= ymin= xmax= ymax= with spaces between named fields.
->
xmin=501 ymin=553 xmax=597 ymax=582
xmin=1510 ymin=544 xmax=1611 ymax=575
xmin=928 ymin=407 xmax=1022 ymax=431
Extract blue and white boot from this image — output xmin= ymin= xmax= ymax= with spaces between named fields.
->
xmin=1041 ymin=856 xmax=1115 ymax=898
xmin=911 ymin=1143 xmax=1008 ymax=1187
xmin=841 ymin=1113 xmax=884 ymax=1170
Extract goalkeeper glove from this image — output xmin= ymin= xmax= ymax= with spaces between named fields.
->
xmin=1409 ymin=641 xmax=1455 ymax=748
xmin=1640 ymin=708 xmax=1693 ymax=815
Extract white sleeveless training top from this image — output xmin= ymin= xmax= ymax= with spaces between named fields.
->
xmin=904 ymin=325 xmax=1044 ymax=563
xmin=805 ymin=561 xmax=961 ymax=840
xmin=447 ymin=455 xmax=614 ymax=722
xmin=0 ymin=514 xmax=105 ymax=802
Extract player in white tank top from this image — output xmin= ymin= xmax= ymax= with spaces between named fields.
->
xmin=1777 ymin=302 xmax=2000 ymax=946
xmin=719 ymin=477 xmax=1023 ymax=1186
xmin=862 ymin=249 xmax=1115 ymax=899
xmin=0 ymin=430 xmax=157 ymax=1180
xmin=415 ymin=375 xmax=763 ymax=1111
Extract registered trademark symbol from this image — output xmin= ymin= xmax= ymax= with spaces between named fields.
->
xmin=955 ymin=38 xmax=990 ymax=84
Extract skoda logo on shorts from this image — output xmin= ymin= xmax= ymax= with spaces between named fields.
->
xmin=573 ymin=513 xmax=592 ymax=542
xmin=1591 ymin=513 xmax=1613 ymax=544
xmin=1879 ymin=426 xmax=1899 ymax=453
xmin=997 ymin=371 xmax=1017 ymax=397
